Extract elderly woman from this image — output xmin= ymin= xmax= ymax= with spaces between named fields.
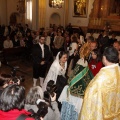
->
xmin=25 ymin=86 xmax=43 ymax=113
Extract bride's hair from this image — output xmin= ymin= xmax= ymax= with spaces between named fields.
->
xmin=59 ymin=51 xmax=68 ymax=60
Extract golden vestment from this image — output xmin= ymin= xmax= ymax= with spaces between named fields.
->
xmin=79 ymin=64 xmax=120 ymax=120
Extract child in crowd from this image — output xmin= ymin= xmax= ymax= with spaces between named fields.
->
xmin=88 ymin=48 xmax=103 ymax=76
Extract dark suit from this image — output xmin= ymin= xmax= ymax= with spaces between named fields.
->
xmin=32 ymin=43 xmax=50 ymax=79
xmin=99 ymin=35 xmax=109 ymax=53
xmin=109 ymin=38 xmax=117 ymax=46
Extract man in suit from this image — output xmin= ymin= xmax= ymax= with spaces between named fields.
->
xmin=109 ymin=33 xmax=117 ymax=46
xmin=99 ymin=31 xmax=109 ymax=53
xmin=32 ymin=35 xmax=50 ymax=87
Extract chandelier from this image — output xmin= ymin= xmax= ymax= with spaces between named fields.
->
xmin=51 ymin=0 xmax=64 ymax=9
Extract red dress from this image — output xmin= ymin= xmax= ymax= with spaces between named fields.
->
xmin=88 ymin=59 xmax=103 ymax=76
xmin=0 ymin=109 xmax=34 ymax=120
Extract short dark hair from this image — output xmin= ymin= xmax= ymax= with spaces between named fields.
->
xmin=39 ymin=35 xmax=45 ymax=39
xmin=71 ymin=35 xmax=78 ymax=43
xmin=87 ymin=36 xmax=94 ymax=42
xmin=25 ymin=24 xmax=28 ymax=27
xmin=103 ymin=47 xmax=119 ymax=63
xmin=0 ymin=84 xmax=25 ymax=111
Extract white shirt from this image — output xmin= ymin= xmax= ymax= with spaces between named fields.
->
xmin=39 ymin=43 xmax=44 ymax=58
xmin=69 ymin=42 xmax=78 ymax=56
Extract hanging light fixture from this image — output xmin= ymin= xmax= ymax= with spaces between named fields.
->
xmin=51 ymin=0 xmax=64 ymax=9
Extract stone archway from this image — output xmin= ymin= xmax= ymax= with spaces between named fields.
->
xmin=50 ymin=13 xmax=61 ymax=26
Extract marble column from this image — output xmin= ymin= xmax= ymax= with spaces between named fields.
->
xmin=64 ymin=0 xmax=69 ymax=27
xmin=38 ymin=0 xmax=46 ymax=28
xmin=32 ymin=0 xmax=38 ymax=30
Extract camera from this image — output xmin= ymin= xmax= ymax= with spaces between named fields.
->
xmin=29 ymin=102 xmax=48 ymax=120
xmin=11 ymin=66 xmax=25 ymax=83
xmin=46 ymin=80 xmax=57 ymax=97
xmin=12 ymin=75 xmax=25 ymax=84
xmin=37 ymin=102 xmax=48 ymax=118
xmin=0 ymin=66 xmax=25 ymax=86
xmin=0 ymin=73 xmax=25 ymax=85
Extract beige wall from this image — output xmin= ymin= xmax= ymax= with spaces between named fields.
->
xmin=0 ymin=0 xmax=25 ymax=25
xmin=0 ymin=0 xmax=7 ymax=25
xmin=45 ymin=0 xmax=65 ymax=29
xmin=0 ymin=0 xmax=95 ymax=29
xmin=44 ymin=0 xmax=95 ymax=28
xmin=6 ymin=0 xmax=18 ymax=24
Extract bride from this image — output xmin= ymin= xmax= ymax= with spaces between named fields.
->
xmin=43 ymin=51 xmax=68 ymax=92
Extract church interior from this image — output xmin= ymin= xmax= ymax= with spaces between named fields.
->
xmin=0 ymin=0 xmax=120 ymax=119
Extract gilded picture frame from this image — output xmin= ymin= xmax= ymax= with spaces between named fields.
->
xmin=73 ymin=0 xmax=88 ymax=17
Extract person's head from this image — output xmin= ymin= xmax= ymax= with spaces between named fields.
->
xmin=71 ymin=35 xmax=78 ymax=43
xmin=65 ymin=36 xmax=70 ymax=42
xmin=25 ymin=24 xmax=28 ymax=28
xmin=103 ymin=30 xmax=108 ymax=36
xmin=43 ymin=31 xmax=48 ymax=37
xmin=0 ymin=84 xmax=25 ymax=111
xmin=25 ymin=86 xmax=43 ymax=105
xmin=26 ymin=31 xmax=31 ymax=36
xmin=91 ymin=49 xmax=102 ymax=62
xmin=39 ymin=35 xmax=45 ymax=44
xmin=59 ymin=51 xmax=68 ymax=63
xmin=90 ymin=41 xmax=97 ymax=51
xmin=57 ymin=31 xmax=62 ymax=36
xmin=111 ymin=33 xmax=116 ymax=39
xmin=87 ymin=36 xmax=94 ymax=43
xmin=36 ymin=31 xmax=40 ymax=36
xmin=31 ymin=31 xmax=36 ymax=38
xmin=102 ymin=47 xmax=119 ymax=66
xmin=53 ymin=31 xmax=57 ymax=36
xmin=6 ymin=35 xmax=10 ymax=41
xmin=14 ymin=34 xmax=17 ymax=38
xmin=113 ymin=41 xmax=120 ymax=51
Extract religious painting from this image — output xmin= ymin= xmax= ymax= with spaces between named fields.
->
xmin=73 ymin=0 xmax=88 ymax=17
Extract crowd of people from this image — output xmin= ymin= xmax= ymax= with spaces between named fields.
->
xmin=0 ymin=22 xmax=120 ymax=120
